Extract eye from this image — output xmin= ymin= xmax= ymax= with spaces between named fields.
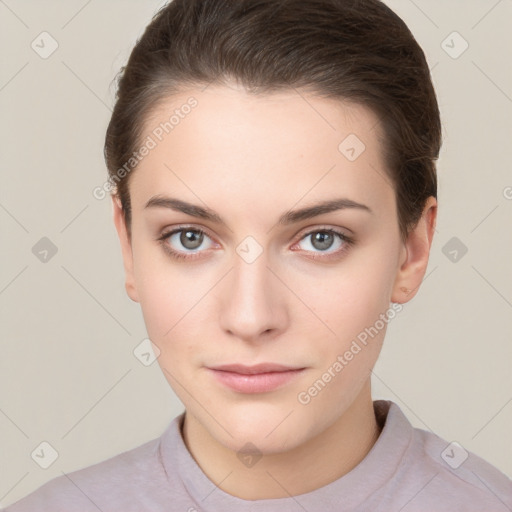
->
xmin=293 ymin=228 xmax=354 ymax=259
xmin=157 ymin=225 xmax=354 ymax=261
xmin=157 ymin=226 xmax=217 ymax=260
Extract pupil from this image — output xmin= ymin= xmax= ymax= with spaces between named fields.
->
xmin=312 ymin=232 xmax=333 ymax=251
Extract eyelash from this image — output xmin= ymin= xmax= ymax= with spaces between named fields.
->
xmin=156 ymin=224 xmax=355 ymax=262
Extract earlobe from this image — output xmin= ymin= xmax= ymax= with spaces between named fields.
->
xmin=391 ymin=197 xmax=437 ymax=304
xmin=111 ymin=195 xmax=140 ymax=303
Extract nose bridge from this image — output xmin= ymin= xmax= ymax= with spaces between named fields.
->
xmin=218 ymin=247 xmax=286 ymax=341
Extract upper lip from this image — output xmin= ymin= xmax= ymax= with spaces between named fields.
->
xmin=208 ymin=363 xmax=304 ymax=375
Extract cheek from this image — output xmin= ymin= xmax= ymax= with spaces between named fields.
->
xmin=286 ymin=247 xmax=400 ymax=385
xmin=294 ymin=255 xmax=397 ymax=342
xmin=136 ymin=269 xmax=174 ymax=330
xmin=292 ymin=260 xmax=397 ymax=418
xmin=132 ymin=251 xmax=189 ymax=346
xmin=134 ymin=261 xmax=217 ymax=370
xmin=132 ymin=239 xmax=194 ymax=327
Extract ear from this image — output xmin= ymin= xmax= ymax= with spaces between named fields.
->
xmin=391 ymin=196 xmax=437 ymax=304
xmin=111 ymin=195 xmax=140 ymax=303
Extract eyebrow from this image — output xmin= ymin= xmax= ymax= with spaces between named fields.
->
xmin=144 ymin=195 xmax=372 ymax=226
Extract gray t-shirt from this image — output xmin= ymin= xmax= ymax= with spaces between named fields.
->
xmin=3 ymin=400 xmax=512 ymax=511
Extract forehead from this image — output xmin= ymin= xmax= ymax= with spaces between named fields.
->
xmin=130 ymin=84 xmax=393 ymax=217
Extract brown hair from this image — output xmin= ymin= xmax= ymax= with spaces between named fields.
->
xmin=104 ymin=0 xmax=441 ymax=242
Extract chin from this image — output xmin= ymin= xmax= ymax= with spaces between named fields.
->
xmin=205 ymin=405 xmax=309 ymax=454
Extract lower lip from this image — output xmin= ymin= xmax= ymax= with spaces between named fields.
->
xmin=208 ymin=368 xmax=305 ymax=393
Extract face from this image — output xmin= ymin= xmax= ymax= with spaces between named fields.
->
xmin=113 ymin=83 xmax=434 ymax=455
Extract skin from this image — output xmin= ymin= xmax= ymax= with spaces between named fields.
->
xmin=112 ymin=83 xmax=437 ymax=500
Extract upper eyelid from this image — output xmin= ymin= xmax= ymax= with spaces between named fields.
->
xmin=295 ymin=224 xmax=351 ymax=237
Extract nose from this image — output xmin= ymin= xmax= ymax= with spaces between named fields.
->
xmin=218 ymin=250 xmax=289 ymax=343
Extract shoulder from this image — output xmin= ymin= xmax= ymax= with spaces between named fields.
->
xmin=3 ymin=434 xmax=169 ymax=512
xmin=369 ymin=401 xmax=512 ymax=511
xmin=397 ymin=418 xmax=512 ymax=510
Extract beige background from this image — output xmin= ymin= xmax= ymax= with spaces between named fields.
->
xmin=1 ymin=0 xmax=511 ymax=507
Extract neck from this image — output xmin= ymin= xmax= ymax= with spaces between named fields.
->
xmin=181 ymin=381 xmax=381 ymax=500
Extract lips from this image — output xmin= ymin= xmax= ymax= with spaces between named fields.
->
xmin=206 ymin=363 xmax=306 ymax=393
xmin=209 ymin=363 xmax=303 ymax=375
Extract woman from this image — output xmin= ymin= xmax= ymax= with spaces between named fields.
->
xmin=5 ymin=0 xmax=511 ymax=510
